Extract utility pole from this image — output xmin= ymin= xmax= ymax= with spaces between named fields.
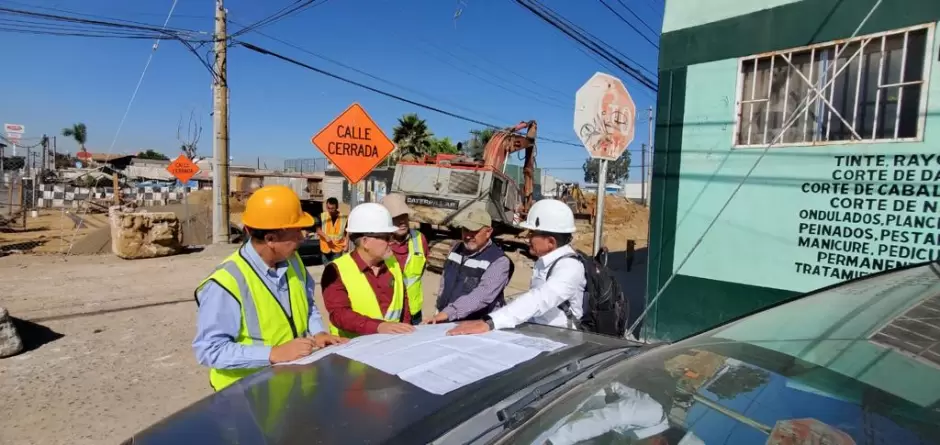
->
xmin=646 ymin=106 xmax=653 ymax=207
xmin=52 ymin=136 xmax=57 ymax=170
xmin=41 ymin=135 xmax=47 ymax=173
xmin=640 ymin=143 xmax=646 ymax=206
xmin=212 ymin=0 xmax=231 ymax=244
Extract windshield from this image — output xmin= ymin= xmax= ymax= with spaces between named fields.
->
xmin=501 ymin=263 xmax=940 ymax=444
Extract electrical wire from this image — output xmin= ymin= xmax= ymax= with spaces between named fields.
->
xmin=412 ymin=41 xmax=570 ymax=110
xmin=533 ymin=0 xmax=653 ymax=76
xmin=627 ymin=0 xmax=886 ymax=339
xmin=236 ymin=40 xmax=585 ymax=147
xmin=230 ymin=0 xmax=328 ymax=38
xmin=62 ymin=0 xmax=182 ymax=255
xmin=227 ymin=19 xmax=516 ymax=127
xmin=229 ymin=19 xmax=579 ymax=140
xmin=0 ymin=5 xmax=204 ymax=39
xmin=512 ymin=0 xmax=658 ymax=91
xmin=104 ymin=0 xmax=181 ymax=154
xmin=597 ymin=0 xmax=658 ymax=49
xmin=611 ymin=0 xmax=660 ymax=37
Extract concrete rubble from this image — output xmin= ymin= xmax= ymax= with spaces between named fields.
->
xmin=0 ymin=306 xmax=23 ymax=358
xmin=109 ymin=206 xmax=184 ymax=259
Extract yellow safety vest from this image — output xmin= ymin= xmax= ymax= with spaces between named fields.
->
xmin=319 ymin=212 xmax=347 ymax=253
xmin=195 ymin=249 xmax=310 ymax=392
xmin=329 ymin=253 xmax=405 ymax=338
xmin=245 ymin=369 xmax=317 ymax=441
xmin=403 ymin=229 xmax=427 ymax=316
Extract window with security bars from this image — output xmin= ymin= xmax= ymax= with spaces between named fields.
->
xmin=734 ymin=25 xmax=933 ymax=147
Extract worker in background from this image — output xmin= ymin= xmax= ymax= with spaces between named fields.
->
xmin=321 ymin=202 xmax=416 ymax=337
xmin=425 ymin=209 xmax=514 ymax=323
xmin=380 ymin=193 xmax=429 ymax=324
xmin=447 ymin=199 xmax=585 ymax=335
xmin=193 ymin=185 xmax=347 ymax=392
xmin=315 ymin=197 xmax=347 ymax=264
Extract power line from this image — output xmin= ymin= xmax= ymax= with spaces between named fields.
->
xmin=0 ymin=5 xmax=204 ymax=39
xmin=611 ymin=0 xmax=660 ymax=37
xmin=511 ymin=0 xmax=658 ymax=91
xmin=440 ymin=40 xmax=573 ymax=102
xmin=236 ymin=40 xmax=585 ymax=147
xmin=412 ymin=41 xmax=570 ymax=110
xmin=531 ymin=0 xmax=658 ymax=79
xmin=105 ymin=0 xmax=181 ymax=154
xmin=227 ymin=20 xmax=516 ymax=129
xmin=229 ymin=20 xmax=579 ymax=141
xmin=597 ymin=0 xmax=658 ymax=49
xmin=230 ymin=0 xmax=328 ymax=38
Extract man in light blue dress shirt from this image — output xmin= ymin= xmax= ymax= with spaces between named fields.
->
xmin=193 ymin=185 xmax=346 ymax=391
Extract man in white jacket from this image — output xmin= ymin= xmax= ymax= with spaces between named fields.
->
xmin=447 ymin=199 xmax=586 ymax=335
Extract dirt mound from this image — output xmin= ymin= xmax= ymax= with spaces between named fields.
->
xmin=573 ymin=194 xmax=649 ymax=253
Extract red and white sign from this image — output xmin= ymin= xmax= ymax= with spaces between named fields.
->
xmin=574 ymin=72 xmax=636 ymax=161
xmin=4 ymin=123 xmax=25 ymax=134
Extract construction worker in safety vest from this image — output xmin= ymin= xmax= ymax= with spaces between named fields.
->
xmin=380 ymin=193 xmax=429 ymax=325
xmin=315 ymin=197 xmax=347 ymax=265
xmin=193 ymin=185 xmax=348 ymax=392
xmin=321 ymin=202 xmax=416 ymax=338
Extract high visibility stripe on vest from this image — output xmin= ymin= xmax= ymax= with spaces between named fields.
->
xmin=329 ymin=253 xmax=405 ymax=338
xmin=195 ymin=249 xmax=310 ymax=391
xmin=320 ymin=212 xmax=346 ymax=253
xmin=403 ymin=229 xmax=427 ymax=315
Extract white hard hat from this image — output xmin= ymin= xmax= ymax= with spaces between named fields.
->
xmin=519 ymin=199 xmax=577 ymax=234
xmin=345 ymin=202 xmax=398 ymax=233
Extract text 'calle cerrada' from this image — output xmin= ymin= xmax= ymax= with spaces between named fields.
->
xmin=327 ymin=125 xmax=378 ymax=157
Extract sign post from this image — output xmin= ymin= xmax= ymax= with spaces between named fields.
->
xmin=167 ymin=155 xmax=201 ymax=243
xmin=574 ymin=72 xmax=636 ymax=255
xmin=311 ymin=103 xmax=396 ymax=213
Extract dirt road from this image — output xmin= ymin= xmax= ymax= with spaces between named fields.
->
xmin=0 ymin=244 xmax=534 ymax=445
xmin=0 ymin=246 xmax=234 ymax=445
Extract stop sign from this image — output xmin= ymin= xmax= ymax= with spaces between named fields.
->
xmin=574 ymin=72 xmax=636 ymax=161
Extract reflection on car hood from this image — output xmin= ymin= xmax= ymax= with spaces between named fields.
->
xmin=123 ymin=324 xmax=637 ymax=445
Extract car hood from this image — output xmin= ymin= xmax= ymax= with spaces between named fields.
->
xmin=123 ymin=324 xmax=639 ymax=445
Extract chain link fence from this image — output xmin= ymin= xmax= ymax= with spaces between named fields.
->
xmin=0 ymin=171 xmax=73 ymax=256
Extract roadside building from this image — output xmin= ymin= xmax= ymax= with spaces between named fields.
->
xmin=647 ymin=0 xmax=940 ymax=340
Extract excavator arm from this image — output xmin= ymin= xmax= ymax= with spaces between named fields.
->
xmin=482 ymin=121 xmax=538 ymax=212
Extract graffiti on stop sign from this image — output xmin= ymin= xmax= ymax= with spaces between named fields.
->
xmin=574 ymin=72 xmax=636 ymax=160
xmin=578 ymin=108 xmax=633 ymax=157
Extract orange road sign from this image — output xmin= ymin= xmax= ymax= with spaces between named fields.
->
xmin=166 ymin=155 xmax=200 ymax=183
xmin=311 ymin=103 xmax=396 ymax=184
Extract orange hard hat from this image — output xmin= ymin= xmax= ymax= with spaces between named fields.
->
xmin=241 ymin=185 xmax=315 ymax=230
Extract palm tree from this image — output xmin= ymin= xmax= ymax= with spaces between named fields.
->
xmin=392 ymin=113 xmax=433 ymax=158
xmin=62 ymin=123 xmax=88 ymax=153
xmin=463 ymin=127 xmax=496 ymax=160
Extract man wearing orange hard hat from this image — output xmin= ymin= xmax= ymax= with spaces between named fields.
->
xmin=193 ymin=185 xmax=347 ymax=392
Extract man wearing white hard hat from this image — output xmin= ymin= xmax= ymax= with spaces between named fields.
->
xmin=447 ymin=198 xmax=586 ymax=335
xmin=321 ymin=202 xmax=416 ymax=338
xmin=380 ymin=193 xmax=430 ymax=325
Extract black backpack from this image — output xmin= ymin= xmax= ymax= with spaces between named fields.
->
xmin=546 ymin=248 xmax=629 ymax=337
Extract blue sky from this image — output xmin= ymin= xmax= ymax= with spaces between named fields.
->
xmin=0 ymin=0 xmax=662 ymax=183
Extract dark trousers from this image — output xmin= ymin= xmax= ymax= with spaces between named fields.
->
xmin=410 ymin=311 xmax=422 ymax=325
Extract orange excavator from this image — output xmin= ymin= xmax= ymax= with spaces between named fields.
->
xmin=390 ymin=120 xmax=540 ymax=232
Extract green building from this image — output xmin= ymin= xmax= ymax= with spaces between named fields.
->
xmin=647 ymin=0 xmax=940 ymax=340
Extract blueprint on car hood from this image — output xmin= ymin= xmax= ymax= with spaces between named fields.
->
xmin=277 ymin=323 xmax=568 ymax=395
